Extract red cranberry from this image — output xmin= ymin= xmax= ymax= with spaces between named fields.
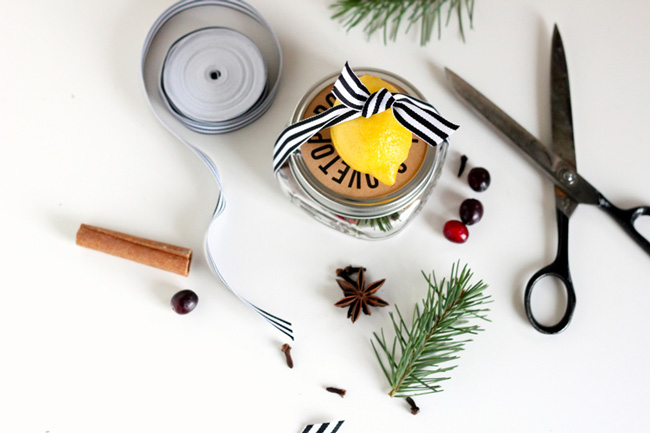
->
xmin=171 ymin=290 xmax=198 ymax=314
xmin=443 ymin=220 xmax=469 ymax=243
xmin=459 ymin=198 xmax=484 ymax=225
xmin=468 ymin=167 xmax=491 ymax=192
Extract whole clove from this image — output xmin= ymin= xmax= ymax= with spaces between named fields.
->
xmin=326 ymin=387 xmax=346 ymax=398
xmin=406 ymin=397 xmax=420 ymax=415
xmin=336 ymin=266 xmax=365 ymax=276
xmin=336 ymin=266 xmax=366 ymax=285
xmin=281 ymin=343 xmax=293 ymax=368
xmin=457 ymin=154 xmax=468 ymax=177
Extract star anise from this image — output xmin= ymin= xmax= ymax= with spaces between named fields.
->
xmin=334 ymin=266 xmax=388 ymax=322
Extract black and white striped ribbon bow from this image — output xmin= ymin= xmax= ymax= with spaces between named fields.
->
xmin=273 ymin=62 xmax=459 ymax=172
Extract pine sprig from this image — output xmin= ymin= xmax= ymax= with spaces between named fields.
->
xmin=330 ymin=0 xmax=475 ymax=45
xmin=372 ymin=262 xmax=490 ymax=397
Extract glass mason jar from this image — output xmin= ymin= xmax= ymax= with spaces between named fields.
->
xmin=275 ymin=68 xmax=448 ymax=240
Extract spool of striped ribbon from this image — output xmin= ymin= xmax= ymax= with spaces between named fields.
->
xmin=142 ymin=0 xmax=292 ymax=339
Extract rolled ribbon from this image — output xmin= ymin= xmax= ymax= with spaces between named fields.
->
xmin=273 ymin=62 xmax=459 ymax=172
xmin=142 ymin=0 xmax=293 ymax=340
xmin=161 ymin=27 xmax=268 ymax=128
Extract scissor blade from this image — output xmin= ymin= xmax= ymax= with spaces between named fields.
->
xmin=445 ymin=67 xmax=601 ymax=206
xmin=551 ymin=25 xmax=578 ymax=217
xmin=551 ymin=25 xmax=576 ymax=167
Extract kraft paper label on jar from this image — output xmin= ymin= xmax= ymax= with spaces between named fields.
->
xmin=299 ymin=83 xmax=428 ymax=200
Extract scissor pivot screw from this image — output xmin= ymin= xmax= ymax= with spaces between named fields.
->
xmin=560 ymin=168 xmax=576 ymax=185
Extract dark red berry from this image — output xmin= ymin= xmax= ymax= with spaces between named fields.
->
xmin=443 ymin=220 xmax=469 ymax=243
xmin=459 ymin=198 xmax=484 ymax=225
xmin=171 ymin=290 xmax=198 ymax=314
xmin=468 ymin=167 xmax=491 ymax=192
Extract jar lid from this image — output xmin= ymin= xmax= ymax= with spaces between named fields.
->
xmin=288 ymin=68 xmax=445 ymax=219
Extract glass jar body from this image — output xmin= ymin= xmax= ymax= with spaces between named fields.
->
xmin=275 ymin=68 xmax=448 ymax=240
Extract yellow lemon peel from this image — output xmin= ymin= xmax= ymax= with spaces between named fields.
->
xmin=330 ymin=75 xmax=412 ymax=186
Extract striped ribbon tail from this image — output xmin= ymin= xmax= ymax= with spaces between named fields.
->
xmin=272 ymin=104 xmax=359 ymax=172
xmin=300 ymin=420 xmax=345 ymax=433
xmin=273 ymin=61 xmax=459 ymax=172
xmin=142 ymin=0 xmax=292 ymax=340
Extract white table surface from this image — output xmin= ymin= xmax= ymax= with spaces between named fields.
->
xmin=2 ymin=1 xmax=650 ymax=432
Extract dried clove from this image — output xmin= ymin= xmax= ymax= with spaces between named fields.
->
xmin=326 ymin=387 xmax=346 ymax=398
xmin=281 ymin=343 xmax=293 ymax=368
xmin=406 ymin=397 xmax=420 ymax=415
xmin=458 ymin=154 xmax=468 ymax=177
xmin=336 ymin=266 xmax=366 ymax=285
xmin=336 ymin=266 xmax=365 ymax=276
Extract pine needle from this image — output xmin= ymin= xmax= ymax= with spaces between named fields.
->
xmin=330 ymin=0 xmax=475 ymax=45
xmin=372 ymin=262 xmax=490 ymax=398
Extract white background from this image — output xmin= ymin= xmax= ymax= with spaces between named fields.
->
xmin=2 ymin=1 xmax=650 ymax=432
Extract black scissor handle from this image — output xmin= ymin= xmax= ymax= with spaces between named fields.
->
xmin=524 ymin=265 xmax=577 ymax=334
xmin=598 ymin=193 xmax=650 ymax=257
xmin=524 ymin=209 xmax=577 ymax=334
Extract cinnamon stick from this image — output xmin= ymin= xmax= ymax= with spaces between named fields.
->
xmin=76 ymin=224 xmax=192 ymax=276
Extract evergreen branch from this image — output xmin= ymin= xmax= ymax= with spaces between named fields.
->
xmin=371 ymin=262 xmax=490 ymax=398
xmin=330 ymin=0 xmax=475 ymax=45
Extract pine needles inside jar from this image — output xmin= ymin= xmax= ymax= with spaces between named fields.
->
xmin=354 ymin=212 xmax=401 ymax=232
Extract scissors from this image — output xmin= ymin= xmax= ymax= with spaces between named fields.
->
xmin=446 ymin=25 xmax=650 ymax=334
